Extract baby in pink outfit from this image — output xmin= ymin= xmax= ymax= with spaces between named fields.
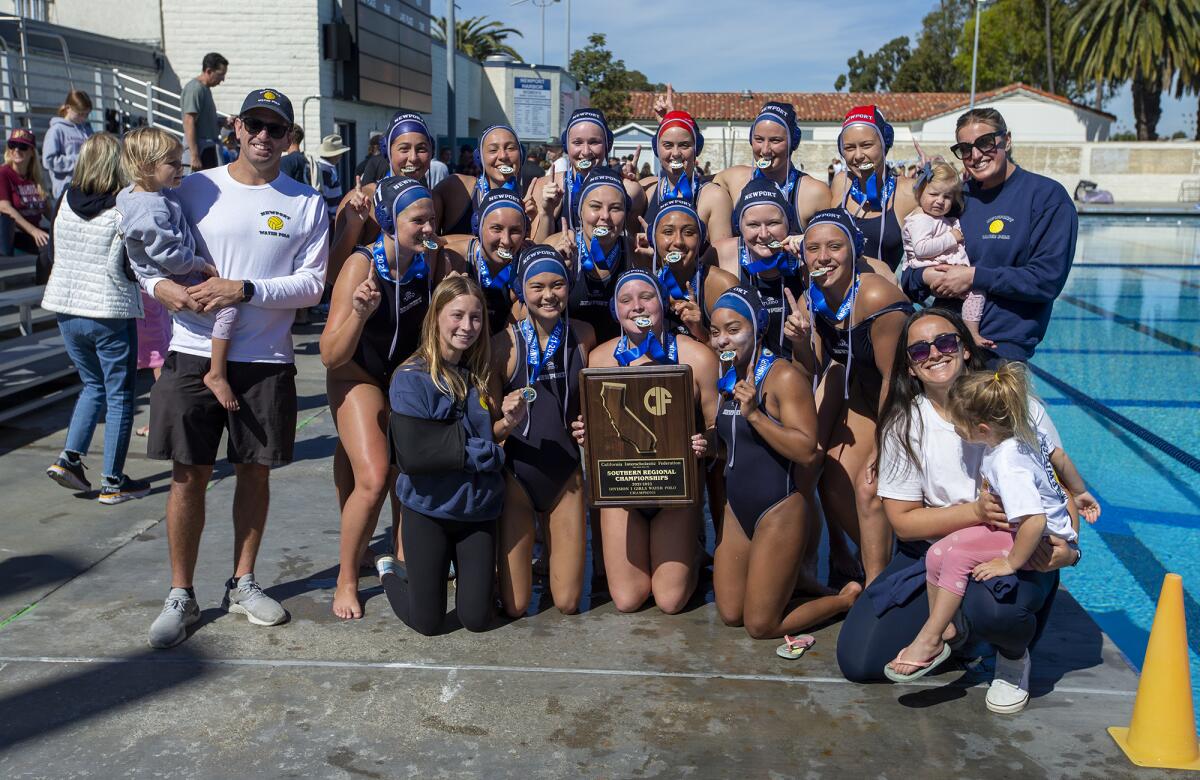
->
xmin=902 ymin=161 xmax=990 ymax=347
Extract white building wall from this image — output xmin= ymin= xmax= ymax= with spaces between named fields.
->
xmin=40 ymin=0 xmax=163 ymax=46
xmin=917 ymin=93 xmax=1110 ymax=143
xmin=429 ymin=41 xmax=481 ymax=144
xmin=159 ymin=0 xmax=322 ymax=121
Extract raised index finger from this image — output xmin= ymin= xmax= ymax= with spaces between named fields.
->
xmin=355 ymin=175 xmax=363 ymax=195
xmin=783 ymin=287 xmax=799 ymax=311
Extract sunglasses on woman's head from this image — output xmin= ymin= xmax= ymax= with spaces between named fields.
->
xmin=906 ymin=332 xmax=961 ymax=363
xmin=950 ymin=131 xmax=1006 ymax=160
xmin=239 ymin=116 xmax=289 ymax=140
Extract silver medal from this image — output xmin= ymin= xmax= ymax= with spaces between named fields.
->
xmin=669 ymin=160 xmax=685 ymax=170
xmin=634 ymin=316 xmax=652 ymax=328
xmin=755 ymin=158 xmax=771 ymax=169
xmin=719 ymin=350 xmax=736 ymax=362
xmin=422 ymin=239 xmax=438 ymax=251
xmin=498 ymin=164 xmax=515 ymax=175
xmin=496 ymin=247 xmax=514 ymax=260
xmin=665 ymin=251 xmax=683 ymax=264
xmin=577 ymin=159 xmax=594 ymax=170
xmin=592 ymin=226 xmax=610 ymax=237
xmin=521 ymin=386 xmax=537 ymax=403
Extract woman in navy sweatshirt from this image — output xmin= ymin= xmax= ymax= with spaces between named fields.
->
xmin=900 ymin=108 xmax=1077 ymax=364
xmin=386 ymin=275 xmax=526 ymax=635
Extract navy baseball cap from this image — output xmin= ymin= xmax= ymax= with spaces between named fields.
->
xmin=239 ymin=88 xmax=293 ymax=124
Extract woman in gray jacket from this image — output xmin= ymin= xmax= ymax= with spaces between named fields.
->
xmin=41 ymin=133 xmax=151 ymax=505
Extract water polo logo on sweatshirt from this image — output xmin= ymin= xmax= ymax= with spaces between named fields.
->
xmin=260 ymin=210 xmax=291 ymax=238
xmin=983 ymin=214 xmax=1013 ymax=240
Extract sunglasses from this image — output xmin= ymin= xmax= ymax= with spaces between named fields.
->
xmin=239 ymin=116 xmax=289 ymax=140
xmin=906 ymin=332 xmax=961 ymax=363
xmin=7 ymin=142 xmax=30 ymax=151
xmin=950 ymin=131 xmax=1006 ymax=160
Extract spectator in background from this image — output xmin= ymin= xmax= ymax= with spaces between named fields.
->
xmin=548 ymin=143 xmax=568 ymax=175
xmin=43 ymin=90 xmax=94 ymax=200
xmin=279 ymin=125 xmax=308 ymax=184
xmin=638 ymin=162 xmax=652 ymax=179
xmin=181 ymin=52 xmax=228 ymax=173
xmin=456 ymin=144 xmax=477 ymax=176
xmin=519 ymin=146 xmax=544 ymax=196
xmin=41 ymin=133 xmax=150 ymax=504
xmin=354 ymin=133 xmax=381 ymax=179
xmin=703 ymin=161 xmax=712 ymax=177
xmin=220 ymin=131 xmax=240 ymax=165
xmin=0 ymin=128 xmax=51 ymax=254
xmin=427 ymin=147 xmax=450 ymax=189
xmin=315 ymin=133 xmax=350 ymax=224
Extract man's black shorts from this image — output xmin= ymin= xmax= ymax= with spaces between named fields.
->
xmin=147 ymin=351 xmax=298 ymax=466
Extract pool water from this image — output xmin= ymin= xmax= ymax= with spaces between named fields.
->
xmin=1037 ymin=216 xmax=1200 ymax=718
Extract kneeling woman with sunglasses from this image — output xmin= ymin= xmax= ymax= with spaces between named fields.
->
xmin=386 ymin=276 xmax=514 ymax=635
xmin=571 ymin=270 xmax=718 ymax=614
xmin=709 ymin=286 xmax=862 ymax=655
xmin=836 ymin=309 xmax=1089 ymax=713
xmin=788 ymin=209 xmax=913 ymax=587
xmin=490 ymin=246 xmax=596 ymax=617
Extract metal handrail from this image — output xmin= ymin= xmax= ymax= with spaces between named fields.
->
xmin=113 ymin=69 xmax=180 ymax=100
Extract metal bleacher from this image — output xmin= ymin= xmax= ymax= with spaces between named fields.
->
xmin=0 ymin=14 xmax=176 ymax=424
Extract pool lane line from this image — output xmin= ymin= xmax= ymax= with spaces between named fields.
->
xmin=1059 ymin=294 xmax=1200 ymax=352
xmin=1041 ymin=398 xmax=1200 ymax=410
xmin=1028 ymin=363 xmax=1200 ymax=475
xmin=1037 ymin=348 xmax=1197 ymax=357
xmin=0 ymin=654 xmax=1139 ymax=697
xmin=1073 ymin=263 xmax=1200 ymax=271
xmin=1130 ymin=266 xmax=1200 ymax=290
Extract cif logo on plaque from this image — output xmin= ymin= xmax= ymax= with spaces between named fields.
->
xmin=644 ymin=387 xmax=672 ymax=416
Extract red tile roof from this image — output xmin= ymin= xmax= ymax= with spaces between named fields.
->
xmin=627 ymin=83 xmax=1115 ymax=123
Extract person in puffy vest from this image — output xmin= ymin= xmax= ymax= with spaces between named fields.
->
xmin=41 ymin=132 xmax=152 ymax=505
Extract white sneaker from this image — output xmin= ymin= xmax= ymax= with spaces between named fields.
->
xmin=986 ymin=649 xmax=1031 ymax=714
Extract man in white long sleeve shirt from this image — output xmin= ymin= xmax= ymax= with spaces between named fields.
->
xmin=144 ymin=88 xmax=328 ymax=649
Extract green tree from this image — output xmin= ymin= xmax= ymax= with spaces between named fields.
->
xmin=955 ymin=0 xmax=1095 ymax=102
xmin=432 ymin=15 xmax=523 ymax=61
xmin=568 ymin=33 xmax=662 ymax=125
xmin=1066 ymin=0 xmax=1200 ymax=140
xmin=835 ymin=37 xmax=911 ymax=92
xmin=891 ymin=0 xmax=971 ymax=92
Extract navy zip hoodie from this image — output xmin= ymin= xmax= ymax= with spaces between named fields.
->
xmin=389 ymin=359 xmax=505 ymax=522
xmin=901 ymin=166 xmax=1076 ymax=361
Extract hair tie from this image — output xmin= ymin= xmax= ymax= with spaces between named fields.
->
xmin=993 ymin=371 xmax=1000 ymax=382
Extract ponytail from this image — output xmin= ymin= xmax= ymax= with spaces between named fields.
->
xmin=947 ymin=361 xmax=1037 ymax=446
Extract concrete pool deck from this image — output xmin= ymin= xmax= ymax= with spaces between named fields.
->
xmin=0 ymin=328 xmax=1176 ymax=778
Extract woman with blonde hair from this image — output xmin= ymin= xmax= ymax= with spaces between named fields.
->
xmin=0 ymin=127 xmax=51 ymax=254
xmin=43 ymin=89 xmax=94 ymax=199
xmin=382 ymin=275 xmax=520 ymax=635
xmin=42 ymin=132 xmax=152 ymax=504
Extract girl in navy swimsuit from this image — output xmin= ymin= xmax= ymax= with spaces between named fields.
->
xmin=571 ymin=270 xmax=718 ymax=615
xmin=709 ymin=286 xmax=862 ymax=655
xmin=789 ymin=209 xmax=914 ymax=587
xmin=639 ymin=109 xmax=734 ymax=242
xmin=434 ymin=123 xmax=524 ymax=237
xmin=489 ymin=245 xmax=595 ymax=617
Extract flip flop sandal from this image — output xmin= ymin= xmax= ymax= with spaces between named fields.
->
xmin=883 ymin=642 xmax=952 ymax=683
xmin=776 ymin=634 xmax=816 ymax=660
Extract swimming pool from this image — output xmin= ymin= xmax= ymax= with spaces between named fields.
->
xmin=1036 ymin=215 xmax=1200 ymax=722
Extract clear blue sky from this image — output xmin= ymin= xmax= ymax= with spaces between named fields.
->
xmin=449 ymin=0 xmax=1194 ymax=136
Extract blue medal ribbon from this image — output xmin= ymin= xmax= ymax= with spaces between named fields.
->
xmin=566 ymin=170 xmax=585 ymax=228
xmin=658 ymin=261 xmax=701 ymax=303
xmin=576 ymin=229 xmax=621 ymax=273
xmin=753 ymin=165 xmax=801 ymax=200
xmin=847 ymin=172 xmax=896 ymax=212
xmin=473 ymin=241 xmax=512 ymax=290
xmin=809 ymin=274 xmax=859 ymax=322
xmin=659 ymin=171 xmax=696 ymax=203
xmin=519 ymin=318 xmax=564 ymax=386
xmin=614 ymin=328 xmax=678 ymax=366
xmin=738 ymin=238 xmax=798 ymax=276
xmin=718 ymin=349 xmax=777 ymax=395
xmin=476 ymin=173 xmax=517 ymax=197
xmin=371 ymin=236 xmax=428 ymax=284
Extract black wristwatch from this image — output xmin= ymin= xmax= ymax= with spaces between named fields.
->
xmin=241 ymin=280 xmax=256 ymax=303
xmin=1071 ymin=546 xmax=1082 ymax=567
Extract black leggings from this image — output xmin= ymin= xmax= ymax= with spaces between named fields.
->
xmin=389 ymin=508 xmax=497 ymax=635
xmin=836 ymin=541 xmax=1059 ymax=683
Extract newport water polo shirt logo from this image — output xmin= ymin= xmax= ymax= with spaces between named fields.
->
xmin=983 ymin=215 xmax=1013 ymax=240
xmin=260 ymin=211 xmax=291 ymax=237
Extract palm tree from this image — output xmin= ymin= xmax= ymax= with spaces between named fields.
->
xmin=432 ymin=15 xmax=524 ymax=62
xmin=1065 ymin=0 xmax=1200 ymax=140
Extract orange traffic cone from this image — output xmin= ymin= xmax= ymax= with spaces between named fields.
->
xmin=1108 ymin=573 xmax=1200 ymax=770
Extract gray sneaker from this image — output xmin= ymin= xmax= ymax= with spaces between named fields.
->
xmin=222 ymin=573 xmax=288 ymax=626
xmin=148 ymin=588 xmax=200 ymax=649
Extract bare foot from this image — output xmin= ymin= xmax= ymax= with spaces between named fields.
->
xmin=889 ymin=633 xmax=945 ymax=676
xmin=839 ymin=580 xmax=863 ymax=606
xmin=794 ymin=570 xmax=836 ymax=597
xmin=204 ymin=372 xmax=240 ymax=411
xmin=966 ymin=324 xmax=995 ymax=348
xmin=135 ymin=424 xmax=150 ymax=437
xmin=332 ymin=582 xmax=363 ymax=620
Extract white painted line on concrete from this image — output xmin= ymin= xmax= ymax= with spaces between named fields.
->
xmin=0 ymin=654 xmax=1137 ymax=697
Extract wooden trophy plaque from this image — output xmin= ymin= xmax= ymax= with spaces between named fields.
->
xmin=579 ymin=364 xmax=698 ymax=508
